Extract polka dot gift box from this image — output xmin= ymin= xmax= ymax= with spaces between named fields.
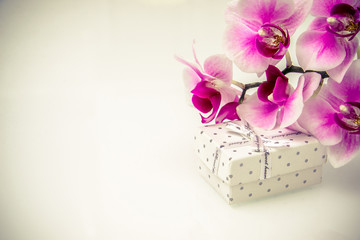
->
xmin=194 ymin=120 xmax=326 ymax=204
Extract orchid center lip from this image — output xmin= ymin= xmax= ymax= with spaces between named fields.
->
xmin=257 ymin=24 xmax=287 ymax=48
xmin=326 ymin=3 xmax=360 ymax=40
xmin=255 ymin=24 xmax=289 ymax=59
xmin=334 ymin=103 xmax=360 ymax=132
xmin=353 ymin=116 xmax=360 ymax=126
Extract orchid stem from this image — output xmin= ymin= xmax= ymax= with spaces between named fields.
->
xmin=312 ymin=77 xmax=324 ymax=97
xmin=237 ymin=65 xmax=329 ymax=105
xmin=281 ymin=65 xmax=304 ymax=75
xmin=304 ymin=69 xmax=329 ymax=79
xmin=232 ymin=80 xmax=245 ymax=89
xmin=282 ymin=65 xmax=329 ymax=79
xmin=285 ymin=51 xmax=292 ymax=67
xmin=238 ymin=82 xmax=263 ymax=104
xmin=357 ymin=46 xmax=360 ymax=59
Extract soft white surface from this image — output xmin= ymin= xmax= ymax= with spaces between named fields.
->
xmin=0 ymin=1 xmax=359 ymax=240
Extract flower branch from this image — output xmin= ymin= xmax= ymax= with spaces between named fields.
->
xmin=178 ymin=0 xmax=360 ymax=168
xmin=282 ymin=65 xmax=329 ymax=79
xmin=238 ymin=82 xmax=263 ymax=104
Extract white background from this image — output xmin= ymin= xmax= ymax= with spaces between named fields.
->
xmin=0 ymin=0 xmax=359 ymax=239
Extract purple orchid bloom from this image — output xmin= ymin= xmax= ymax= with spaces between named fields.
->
xmin=224 ymin=0 xmax=312 ymax=73
xmin=176 ymin=50 xmax=240 ymax=123
xmin=236 ymin=65 xmax=321 ymax=130
xmin=297 ymin=59 xmax=360 ymax=168
xmin=296 ymin=0 xmax=360 ymax=83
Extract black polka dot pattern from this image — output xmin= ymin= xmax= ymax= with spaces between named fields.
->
xmin=194 ymin=122 xmax=326 ymax=204
xmin=197 ymin=156 xmax=323 ymax=204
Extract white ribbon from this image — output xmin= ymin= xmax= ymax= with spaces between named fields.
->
xmin=225 ymin=122 xmax=293 ymax=180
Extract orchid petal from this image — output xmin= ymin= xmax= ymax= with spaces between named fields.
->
xmin=311 ymin=0 xmax=355 ymax=17
xmin=218 ymin=85 xmax=239 ymax=104
xmin=308 ymin=17 xmax=328 ymax=31
xmin=330 ymin=2 xmax=357 ymax=15
xmin=191 ymin=81 xmax=219 ymax=98
xmin=279 ymin=76 xmax=304 ymax=128
xmin=183 ymin=68 xmax=201 ymax=93
xmin=200 ymin=94 xmax=221 ymax=123
xmin=256 ymin=39 xmax=280 ymax=57
xmin=192 ymin=42 xmax=202 ymax=69
xmin=276 ymin=0 xmax=313 ymax=35
xmin=296 ymin=31 xmax=346 ymax=71
xmin=301 ymin=72 xmax=322 ymax=102
xmin=258 ymin=65 xmax=287 ymax=102
xmin=236 ymin=93 xmax=279 ymax=130
xmin=272 ymin=41 xmax=289 ymax=59
xmin=266 ymin=65 xmax=286 ymax=83
xmin=257 ymin=80 xmax=275 ymax=102
xmin=327 ymin=59 xmax=360 ymax=102
xmin=287 ymin=121 xmax=310 ymax=134
xmin=298 ymin=97 xmax=342 ymax=145
xmin=215 ymin=102 xmax=241 ymax=124
xmin=175 ymin=55 xmax=207 ymax=80
xmin=192 ymin=95 xmax=213 ymax=114
xmin=272 ymin=76 xmax=291 ymax=104
xmin=327 ymin=37 xmax=359 ymax=83
xmin=236 ymin=0 xmax=295 ymax=24
xmin=204 ymin=54 xmax=233 ymax=84
xmin=327 ymin=132 xmax=360 ymax=168
xmin=224 ymin=23 xmax=274 ymax=73
xmin=225 ymin=0 xmax=262 ymax=31
xmin=318 ymin=86 xmax=344 ymax=111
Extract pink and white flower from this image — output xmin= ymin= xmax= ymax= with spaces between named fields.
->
xmin=224 ymin=0 xmax=312 ymax=74
xmin=297 ymin=59 xmax=360 ymax=168
xmin=236 ymin=65 xmax=321 ymax=130
xmin=176 ymin=50 xmax=240 ymax=123
xmin=296 ymin=0 xmax=360 ymax=83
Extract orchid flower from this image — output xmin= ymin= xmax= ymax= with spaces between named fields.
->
xmin=236 ymin=65 xmax=321 ymax=130
xmin=224 ymin=0 xmax=312 ymax=74
xmin=296 ymin=0 xmax=360 ymax=83
xmin=176 ymin=50 xmax=240 ymax=123
xmin=297 ymin=59 xmax=360 ymax=168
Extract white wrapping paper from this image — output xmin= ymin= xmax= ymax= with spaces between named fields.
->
xmin=197 ymin=157 xmax=323 ymax=204
xmin=194 ymin=121 xmax=327 ymax=186
xmin=194 ymin=120 xmax=327 ymax=204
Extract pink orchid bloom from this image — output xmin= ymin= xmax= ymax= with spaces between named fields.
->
xmin=176 ymin=51 xmax=240 ymax=123
xmin=296 ymin=0 xmax=360 ymax=83
xmin=224 ymin=0 xmax=312 ymax=73
xmin=237 ymin=65 xmax=321 ymax=130
xmin=297 ymin=59 xmax=360 ymax=168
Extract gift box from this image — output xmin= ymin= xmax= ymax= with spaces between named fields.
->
xmin=194 ymin=120 xmax=327 ymax=204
